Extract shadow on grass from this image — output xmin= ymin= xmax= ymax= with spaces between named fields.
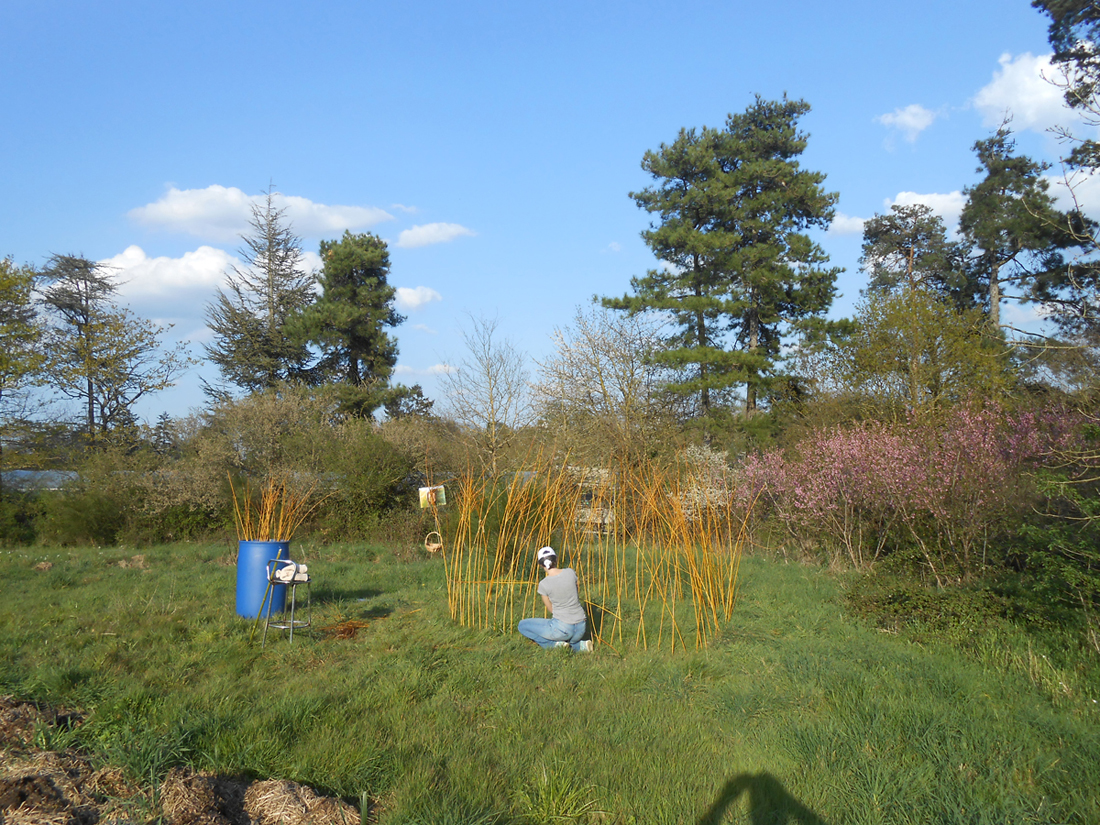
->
xmin=697 ymin=772 xmax=827 ymax=825
xmin=312 ymin=586 xmax=384 ymax=602
xmin=584 ymin=600 xmax=609 ymax=642
xmin=356 ymin=605 xmax=394 ymax=620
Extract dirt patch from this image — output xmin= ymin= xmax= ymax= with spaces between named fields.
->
xmin=116 ymin=554 xmax=148 ymax=570
xmin=0 ymin=697 xmax=361 ymax=825
xmin=33 ymin=562 xmax=52 ymax=572
xmin=319 ymin=619 xmax=372 ymax=640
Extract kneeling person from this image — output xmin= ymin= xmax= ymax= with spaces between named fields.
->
xmin=518 ymin=546 xmax=590 ymax=652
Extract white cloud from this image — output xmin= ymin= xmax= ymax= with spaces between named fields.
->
xmin=277 ymin=193 xmax=393 ymax=236
xmin=876 ymin=104 xmax=939 ymax=142
xmin=607 ymin=241 xmax=622 ymax=252
xmin=301 ymin=250 xmax=323 ymax=276
xmin=99 ymin=244 xmax=237 ymax=299
xmin=828 ymin=213 xmax=866 ymax=236
xmin=394 ymin=362 xmax=452 ymax=377
xmin=129 ymin=185 xmax=393 ymax=242
xmin=1002 ymin=301 xmax=1050 ymax=329
xmin=887 ymin=190 xmax=968 ymax=234
xmin=971 ymin=52 xmax=1079 ymax=133
xmin=395 ymin=222 xmax=475 ymax=248
xmin=1045 ymin=168 xmax=1100 ymax=214
xmin=395 ymin=286 xmax=442 ymax=311
xmin=412 ymin=323 xmax=437 ymax=333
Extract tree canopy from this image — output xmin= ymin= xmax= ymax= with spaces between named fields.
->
xmin=604 ymin=95 xmax=840 ymax=429
xmin=41 ymin=254 xmax=194 ymax=445
xmin=204 ymin=188 xmax=316 ymax=398
xmin=295 ymin=231 xmax=405 ymax=417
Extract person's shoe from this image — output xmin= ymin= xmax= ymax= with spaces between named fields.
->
xmin=553 ymin=641 xmax=570 ymax=649
xmin=577 ymin=640 xmax=593 ymax=652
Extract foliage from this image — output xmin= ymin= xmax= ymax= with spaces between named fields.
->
xmin=1034 ymin=0 xmax=1100 ymax=168
xmin=40 ymin=254 xmax=195 ymax=444
xmin=312 ymin=418 xmax=417 ymax=539
xmin=383 ymin=384 xmax=435 ymax=421
xmin=0 ymin=489 xmax=42 ymax=545
xmin=861 ymin=203 xmax=967 ymax=300
xmin=959 ymin=125 xmax=1075 ymax=330
xmin=0 ymin=257 xmax=43 ymax=415
xmin=34 ymin=446 xmax=155 ymax=546
xmin=203 ymin=187 xmax=316 ymax=397
xmin=1019 ymin=463 xmax=1100 ymax=655
xmin=821 ymin=287 xmax=1012 ymax=419
xmin=739 ymin=403 xmax=1076 ymax=582
xmin=294 ymin=230 xmax=405 ymax=418
xmin=0 ymin=257 xmax=46 ymax=499
xmin=603 ymin=94 xmax=840 ymax=424
xmin=379 ymin=414 xmax=467 ymax=480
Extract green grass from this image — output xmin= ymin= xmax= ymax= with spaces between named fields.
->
xmin=1 ymin=540 xmax=1098 ymax=824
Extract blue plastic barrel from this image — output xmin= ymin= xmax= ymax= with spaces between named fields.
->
xmin=236 ymin=540 xmax=290 ymax=618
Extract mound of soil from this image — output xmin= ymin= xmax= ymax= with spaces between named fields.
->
xmin=0 ymin=697 xmax=361 ymax=825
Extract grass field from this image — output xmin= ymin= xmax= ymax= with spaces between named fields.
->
xmin=1 ymin=540 xmax=1098 ymax=824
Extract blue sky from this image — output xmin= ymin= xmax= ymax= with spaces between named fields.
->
xmin=2 ymin=0 xmax=1092 ymax=422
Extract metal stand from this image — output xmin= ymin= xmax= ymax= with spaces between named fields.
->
xmin=261 ymin=560 xmax=311 ymax=648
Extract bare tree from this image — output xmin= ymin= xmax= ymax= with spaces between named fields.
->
xmin=440 ymin=314 xmax=532 ymax=476
xmin=533 ymin=305 xmax=674 ymax=462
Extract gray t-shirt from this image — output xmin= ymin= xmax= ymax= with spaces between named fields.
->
xmin=537 ymin=568 xmax=586 ymax=624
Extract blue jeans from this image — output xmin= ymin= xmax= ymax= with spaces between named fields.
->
xmin=518 ymin=617 xmax=587 ymax=651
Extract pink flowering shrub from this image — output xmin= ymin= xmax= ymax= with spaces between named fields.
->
xmin=736 ymin=403 xmax=1080 ymax=582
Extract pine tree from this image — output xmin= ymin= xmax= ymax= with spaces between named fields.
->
xmin=294 ymin=231 xmax=405 ymax=417
xmin=959 ymin=127 xmax=1071 ymax=331
xmin=204 ymin=187 xmax=316 ymax=397
xmin=861 ymin=204 xmax=967 ymax=300
xmin=604 ymin=95 xmax=839 ymax=425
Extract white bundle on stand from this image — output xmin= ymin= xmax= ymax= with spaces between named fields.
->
xmin=272 ymin=560 xmax=309 ymax=582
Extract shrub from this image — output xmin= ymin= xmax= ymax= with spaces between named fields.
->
xmin=314 ymin=419 xmax=418 ymax=539
xmin=738 ymin=403 xmax=1079 ymax=582
xmin=34 ymin=446 xmax=155 ymax=546
xmin=0 ymin=490 xmax=42 ymax=545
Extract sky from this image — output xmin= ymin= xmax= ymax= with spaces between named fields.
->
xmin=2 ymin=0 xmax=1095 ymax=424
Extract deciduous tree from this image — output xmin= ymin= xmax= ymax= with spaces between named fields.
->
xmin=532 ymin=306 xmax=675 ymax=462
xmin=41 ymin=254 xmax=195 ymax=445
xmin=441 ymin=314 xmax=532 ymax=477
xmin=829 ymin=287 xmax=1010 ymax=418
xmin=0 ymin=257 xmax=45 ymax=487
xmin=0 ymin=258 xmax=43 ymax=415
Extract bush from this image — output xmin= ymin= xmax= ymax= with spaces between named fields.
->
xmin=0 ymin=490 xmax=42 ymax=545
xmin=34 ymin=447 xmax=156 ymax=546
xmin=314 ymin=419 xmax=418 ymax=539
xmin=738 ymin=402 xmax=1079 ymax=581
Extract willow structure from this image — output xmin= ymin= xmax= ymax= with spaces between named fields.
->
xmin=230 ymin=474 xmax=321 ymax=542
xmin=442 ymin=452 xmax=754 ymax=652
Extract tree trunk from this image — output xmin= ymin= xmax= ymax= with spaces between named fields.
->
xmin=988 ymin=260 xmax=1001 ymax=330
xmin=746 ymin=307 xmax=759 ymax=417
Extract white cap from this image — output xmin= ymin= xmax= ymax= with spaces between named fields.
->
xmin=536 ymin=546 xmax=557 ymax=565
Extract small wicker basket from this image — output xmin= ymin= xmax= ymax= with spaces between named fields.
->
xmin=424 ymin=531 xmax=443 ymax=553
